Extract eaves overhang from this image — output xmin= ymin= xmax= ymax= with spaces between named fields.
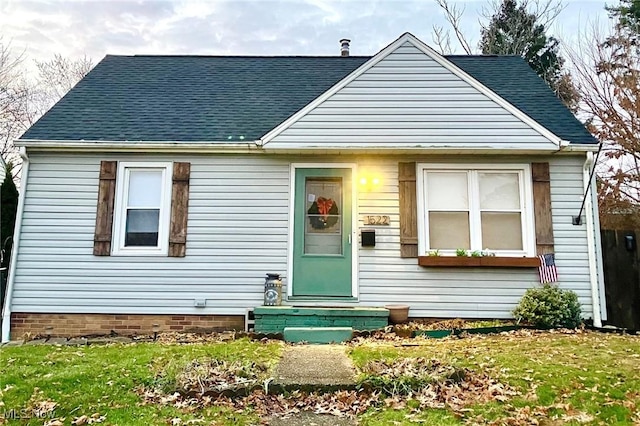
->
xmin=16 ymin=138 xmax=598 ymax=155
xmin=15 ymin=138 xmax=261 ymax=153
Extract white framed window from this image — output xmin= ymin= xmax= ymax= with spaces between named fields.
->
xmin=112 ymin=162 xmax=173 ymax=256
xmin=417 ymin=163 xmax=535 ymax=257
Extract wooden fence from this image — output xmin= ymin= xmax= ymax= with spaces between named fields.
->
xmin=602 ymin=229 xmax=640 ymax=329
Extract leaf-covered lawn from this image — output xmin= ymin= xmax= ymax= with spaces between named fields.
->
xmin=2 ymin=330 xmax=639 ymax=425
xmin=0 ymin=338 xmax=283 ymax=425
xmin=350 ymin=329 xmax=640 ymax=425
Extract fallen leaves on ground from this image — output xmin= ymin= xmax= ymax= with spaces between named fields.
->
xmin=139 ymin=331 xmax=241 ymax=344
xmin=71 ymin=413 xmax=107 ymax=425
xmin=25 ymin=387 xmax=58 ymax=418
xmin=394 ymin=318 xmax=471 ymax=332
xmin=139 ymin=356 xmax=519 ymax=422
xmin=139 ymin=387 xmax=381 ymax=419
xmin=175 ymin=359 xmax=268 ymax=395
xmin=359 ymin=357 xmax=519 ymax=413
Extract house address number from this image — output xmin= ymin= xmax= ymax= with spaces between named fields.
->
xmin=364 ymin=215 xmax=390 ymax=225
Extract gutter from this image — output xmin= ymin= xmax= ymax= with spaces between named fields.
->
xmin=583 ymin=152 xmax=602 ymax=327
xmin=17 ymin=139 xmax=600 ymax=155
xmin=1 ymin=147 xmax=29 ymax=342
xmin=559 ymin=143 xmax=600 ymax=153
xmin=15 ymin=139 xmax=261 ymax=152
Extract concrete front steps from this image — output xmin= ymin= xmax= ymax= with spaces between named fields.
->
xmin=283 ymin=326 xmax=354 ymax=344
xmin=254 ymin=306 xmax=389 ymax=339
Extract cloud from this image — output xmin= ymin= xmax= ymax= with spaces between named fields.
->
xmin=1 ymin=0 xmax=609 ymax=73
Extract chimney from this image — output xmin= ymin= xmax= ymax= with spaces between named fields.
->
xmin=340 ymin=39 xmax=350 ymax=57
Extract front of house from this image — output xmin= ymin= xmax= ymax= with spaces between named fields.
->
xmin=1 ymin=33 xmax=605 ymax=341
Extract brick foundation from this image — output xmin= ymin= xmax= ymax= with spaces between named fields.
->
xmin=10 ymin=313 xmax=245 ymax=340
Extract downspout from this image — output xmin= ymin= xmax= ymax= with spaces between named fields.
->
xmin=1 ymin=147 xmax=29 ymax=342
xmin=583 ymin=152 xmax=602 ymax=327
xmin=591 ymin=162 xmax=607 ymax=321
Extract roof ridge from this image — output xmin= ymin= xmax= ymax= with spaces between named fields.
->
xmin=123 ymin=54 xmax=373 ymax=59
xmin=445 ymin=54 xmax=522 ymax=58
xmin=103 ymin=53 xmax=524 ymax=59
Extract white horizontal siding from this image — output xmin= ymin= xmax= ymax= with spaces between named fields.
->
xmin=12 ymin=153 xmax=291 ymax=314
xmin=269 ymin=42 xmax=556 ymax=149
xmin=12 ymin=152 xmax=593 ymax=320
xmin=355 ymin=154 xmax=593 ymax=319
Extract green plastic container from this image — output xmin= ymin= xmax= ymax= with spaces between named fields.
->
xmin=413 ymin=329 xmax=453 ymax=338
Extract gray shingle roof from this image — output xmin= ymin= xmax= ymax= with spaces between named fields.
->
xmin=447 ymin=55 xmax=597 ymax=144
xmin=21 ymin=54 xmax=596 ymax=144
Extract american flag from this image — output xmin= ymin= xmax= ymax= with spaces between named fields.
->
xmin=538 ymin=253 xmax=559 ymax=283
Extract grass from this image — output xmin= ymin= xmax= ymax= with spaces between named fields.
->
xmin=2 ymin=331 xmax=640 ymax=425
xmin=0 ymin=338 xmax=282 ymax=425
xmin=359 ymin=407 xmax=459 ymax=425
xmin=350 ymin=330 xmax=640 ymax=424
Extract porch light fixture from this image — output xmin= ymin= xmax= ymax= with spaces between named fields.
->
xmin=359 ymin=174 xmax=381 ymax=190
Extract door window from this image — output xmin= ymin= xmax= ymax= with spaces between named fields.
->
xmin=304 ymin=177 xmax=342 ymax=255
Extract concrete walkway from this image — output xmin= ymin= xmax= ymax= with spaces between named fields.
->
xmin=270 ymin=345 xmax=358 ymax=425
xmin=274 ymin=344 xmax=357 ymax=386
xmin=268 ymin=412 xmax=357 ymax=426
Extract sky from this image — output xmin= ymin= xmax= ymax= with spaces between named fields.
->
xmin=1 ymin=0 xmax=612 ymax=71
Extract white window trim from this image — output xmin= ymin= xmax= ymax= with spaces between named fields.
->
xmin=417 ymin=163 xmax=536 ymax=257
xmin=112 ymin=162 xmax=173 ymax=256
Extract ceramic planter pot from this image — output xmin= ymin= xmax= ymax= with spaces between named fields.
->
xmin=384 ymin=304 xmax=410 ymax=324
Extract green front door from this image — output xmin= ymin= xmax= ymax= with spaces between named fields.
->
xmin=292 ymin=168 xmax=353 ymax=297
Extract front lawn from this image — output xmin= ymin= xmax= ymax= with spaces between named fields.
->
xmin=0 ymin=338 xmax=283 ymax=425
xmin=351 ymin=329 xmax=640 ymax=425
xmin=1 ymin=330 xmax=639 ymax=425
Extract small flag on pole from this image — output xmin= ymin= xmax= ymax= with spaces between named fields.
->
xmin=538 ymin=253 xmax=558 ymax=283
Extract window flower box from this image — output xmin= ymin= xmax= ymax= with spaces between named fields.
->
xmin=417 ymin=256 xmax=540 ymax=268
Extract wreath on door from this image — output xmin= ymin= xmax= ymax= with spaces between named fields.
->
xmin=308 ymin=197 xmax=339 ymax=229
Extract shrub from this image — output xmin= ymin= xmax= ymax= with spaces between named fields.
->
xmin=513 ymin=284 xmax=582 ymax=328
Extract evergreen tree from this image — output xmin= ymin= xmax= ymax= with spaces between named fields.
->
xmin=1 ymin=161 xmax=18 ymax=309
xmin=607 ymin=0 xmax=640 ymax=35
xmin=1 ymin=161 xmax=17 ymax=268
xmin=479 ymin=0 xmax=579 ymax=111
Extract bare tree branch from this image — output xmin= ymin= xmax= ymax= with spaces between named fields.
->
xmin=434 ymin=0 xmax=473 ymax=54
xmin=0 ymin=38 xmax=29 ymax=176
xmin=565 ymin=20 xmax=640 ymax=226
xmin=431 ymin=25 xmax=453 ymax=54
xmin=0 ymin=39 xmax=93 ymax=184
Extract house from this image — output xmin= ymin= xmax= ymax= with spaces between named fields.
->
xmin=1 ymin=33 xmax=606 ymax=341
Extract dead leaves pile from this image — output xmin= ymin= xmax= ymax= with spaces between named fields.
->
xmin=360 ymin=357 xmax=518 ymax=413
xmin=144 ymin=331 xmax=240 ymax=344
xmin=394 ymin=318 xmax=470 ymax=332
xmin=362 ymin=357 xmax=462 ymax=387
xmin=139 ymin=356 xmax=518 ymax=422
xmin=175 ymin=359 xmax=268 ymax=395
xmin=140 ymin=387 xmax=380 ymax=420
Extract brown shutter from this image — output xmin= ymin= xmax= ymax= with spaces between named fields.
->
xmin=399 ymin=162 xmax=418 ymax=258
xmin=94 ymin=161 xmax=117 ymax=256
xmin=169 ymin=162 xmax=191 ymax=257
xmin=532 ymin=162 xmax=554 ymax=255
